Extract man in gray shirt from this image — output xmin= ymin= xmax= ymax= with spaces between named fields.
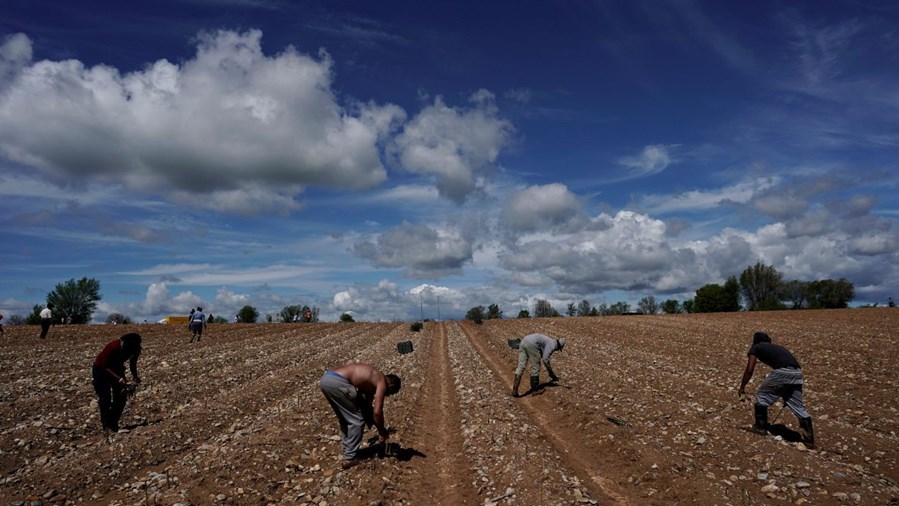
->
xmin=512 ymin=333 xmax=565 ymax=397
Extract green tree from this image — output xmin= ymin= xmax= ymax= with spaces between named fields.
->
xmin=465 ymin=305 xmax=486 ymax=323
xmin=47 ymin=277 xmax=102 ymax=324
xmin=26 ymin=304 xmax=42 ymax=325
xmin=780 ymin=280 xmax=811 ymax=309
xmin=808 ymin=278 xmax=855 ymax=309
xmin=660 ymin=299 xmax=682 ymax=314
xmin=212 ymin=316 xmax=229 ymax=323
xmin=340 ymin=312 xmax=355 ymax=322
xmin=565 ymin=303 xmax=577 ymax=317
xmin=694 ymin=276 xmax=741 ymax=313
xmin=739 ymin=263 xmax=785 ymax=311
xmin=638 ymin=295 xmax=660 ymax=315
xmin=237 ymin=305 xmax=259 ymax=323
xmin=682 ymin=299 xmax=695 ymax=313
xmin=517 ymin=309 xmax=530 ymax=318
xmin=576 ymin=300 xmax=592 ymax=317
xmin=486 ymin=304 xmax=503 ymax=320
xmin=534 ymin=299 xmax=559 ymax=318
xmin=280 ymin=305 xmax=302 ymax=322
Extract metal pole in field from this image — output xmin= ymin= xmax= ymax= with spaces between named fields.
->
xmin=437 ymin=296 xmax=440 ymax=321
xmin=420 ymin=292 xmax=423 ymax=322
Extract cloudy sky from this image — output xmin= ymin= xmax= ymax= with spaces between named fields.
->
xmin=1 ymin=0 xmax=897 ymax=323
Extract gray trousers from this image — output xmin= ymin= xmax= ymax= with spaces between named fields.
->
xmin=320 ymin=371 xmax=366 ymax=460
xmin=755 ymin=368 xmax=810 ymax=419
xmin=515 ymin=340 xmax=542 ymax=377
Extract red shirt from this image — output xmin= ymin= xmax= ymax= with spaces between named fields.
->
xmin=94 ymin=339 xmax=140 ymax=380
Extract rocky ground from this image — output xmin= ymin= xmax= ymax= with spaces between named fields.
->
xmin=0 ymin=308 xmax=896 ymax=505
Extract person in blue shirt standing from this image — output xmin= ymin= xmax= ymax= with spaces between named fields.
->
xmin=189 ymin=306 xmax=207 ymax=342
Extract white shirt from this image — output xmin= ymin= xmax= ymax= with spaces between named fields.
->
xmin=40 ymin=308 xmax=52 ymax=319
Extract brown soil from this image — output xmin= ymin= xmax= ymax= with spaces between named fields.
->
xmin=0 ymin=309 xmax=896 ymax=505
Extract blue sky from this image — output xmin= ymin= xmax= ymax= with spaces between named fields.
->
xmin=1 ymin=0 xmax=897 ymax=322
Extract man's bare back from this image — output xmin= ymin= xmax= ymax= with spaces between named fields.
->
xmin=333 ymin=363 xmax=386 ymax=394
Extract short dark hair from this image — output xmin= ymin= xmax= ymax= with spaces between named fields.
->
xmin=385 ymin=374 xmax=401 ymax=395
xmin=753 ymin=331 xmax=771 ymax=346
xmin=121 ymin=332 xmax=142 ymax=354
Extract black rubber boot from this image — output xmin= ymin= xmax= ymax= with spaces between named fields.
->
xmin=512 ymin=374 xmax=522 ymax=397
xmin=799 ymin=417 xmax=815 ymax=449
xmin=750 ymin=404 xmax=768 ymax=435
xmin=529 ymin=375 xmax=542 ymax=393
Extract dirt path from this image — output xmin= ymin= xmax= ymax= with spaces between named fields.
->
xmin=458 ymin=321 xmax=634 ymax=505
xmin=389 ymin=322 xmax=477 ymax=505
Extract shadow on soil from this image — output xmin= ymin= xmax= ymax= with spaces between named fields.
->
xmin=767 ymin=424 xmax=803 ymax=443
xmin=358 ymin=441 xmax=426 ymax=463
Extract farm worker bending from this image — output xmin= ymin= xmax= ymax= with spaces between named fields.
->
xmin=512 ymin=333 xmax=565 ymax=397
xmin=738 ymin=331 xmax=815 ymax=449
xmin=92 ymin=333 xmax=142 ymax=433
xmin=319 ymin=363 xmax=401 ymax=469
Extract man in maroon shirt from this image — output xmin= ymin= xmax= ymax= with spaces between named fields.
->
xmin=93 ymin=333 xmax=142 ymax=433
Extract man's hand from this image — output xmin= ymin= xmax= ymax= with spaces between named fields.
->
xmin=378 ymin=431 xmax=390 ymax=444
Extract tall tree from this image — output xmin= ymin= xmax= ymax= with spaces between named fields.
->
xmin=517 ymin=309 xmax=530 ymax=318
xmin=534 ymin=299 xmax=559 ymax=318
xmin=694 ymin=277 xmax=741 ymax=313
xmin=808 ymin=278 xmax=855 ymax=309
xmin=661 ymin=299 xmax=682 ymax=314
xmin=780 ymin=280 xmax=811 ymax=309
xmin=739 ymin=263 xmax=784 ymax=311
xmin=638 ymin=295 xmax=660 ymax=315
xmin=486 ymin=304 xmax=503 ymax=320
xmin=237 ymin=305 xmax=259 ymax=323
xmin=47 ymin=277 xmax=102 ymax=324
xmin=566 ymin=303 xmax=577 ymax=317
xmin=465 ymin=305 xmax=486 ymax=323
xmin=576 ymin=299 xmax=592 ymax=317
xmin=280 ymin=304 xmax=302 ymax=322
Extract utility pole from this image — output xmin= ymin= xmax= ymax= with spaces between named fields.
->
xmin=437 ymin=295 xmax=440 ymax=321
xmin=420 ymin=292 xmax=423 ymax=322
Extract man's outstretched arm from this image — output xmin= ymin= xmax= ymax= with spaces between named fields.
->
xmin=738 ymin=355 xmax=757 ymax=400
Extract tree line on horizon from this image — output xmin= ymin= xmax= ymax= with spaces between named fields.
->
xmin=465 ymin=263 xmax=858 ymax=322
xmin=1 ymin=264 xmax=860 ymax=326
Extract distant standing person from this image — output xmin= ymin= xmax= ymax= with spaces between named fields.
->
xmin=39 ymin=303 xmax=54 ymax=339
xmin=511 ymin=333 xmax=565 ymax=397
xmin=738 ymin=332 xmax=815 ymax=449
xmin=889 ymin=297 xmax=895 ymax=308
xmin=93 ymin=333 xmax=142 ymax=433
xmin=189 ymin=307 xmax=206 ymax=342
xmin=319 ymin=363 xmax=401 ymax=469
xmin=0 ymin=312 xmax=4 ymax=335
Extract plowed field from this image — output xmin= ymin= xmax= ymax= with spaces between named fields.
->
xmin=1 ymin=309 xmax=897 ymax=505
